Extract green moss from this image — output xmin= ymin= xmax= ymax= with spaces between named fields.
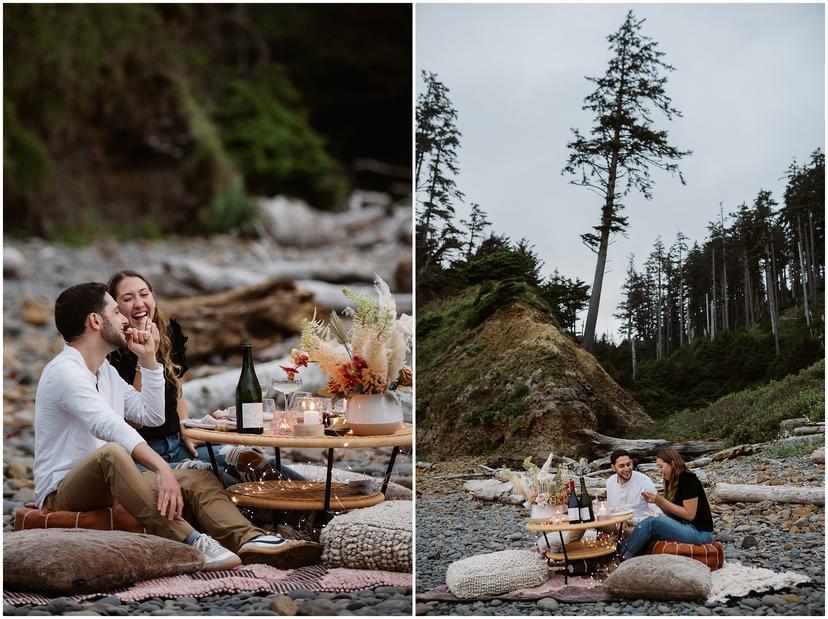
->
xmin=633 ymin=359 xmax=825 ymax=445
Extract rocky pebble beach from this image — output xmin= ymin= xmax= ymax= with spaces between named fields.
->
xmin=4 ymin=234 xmax=412 ymax=615
xmin=415 ymin=453 xmax=825 ymax=616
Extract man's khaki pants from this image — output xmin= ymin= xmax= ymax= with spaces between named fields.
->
xmin=44 ymin=443 xmax=265 ymax=552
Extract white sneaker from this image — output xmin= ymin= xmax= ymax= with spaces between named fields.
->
xmin=238 ymin=534 xmax=322 ymax=568
xmin=192 ymin=533 xmax=241 ymax=571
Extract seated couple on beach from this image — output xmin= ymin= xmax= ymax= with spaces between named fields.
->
xmin=605 ymin=448 xmax=714 ymax=560
xmin=33 ymin=281 xmax=317 ymax=572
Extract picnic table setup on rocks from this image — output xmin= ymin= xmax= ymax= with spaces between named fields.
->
xmin=3 ymin=224 xmax=415 ymax=615
xmin=182 ymin=423 xmax=413 ymax=513
xmin=526 ymin=512 xmax=633 ymax=583
xmin=415 ymin=430 xmax=825 ymax=616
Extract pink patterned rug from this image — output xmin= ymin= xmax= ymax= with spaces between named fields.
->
xmin=4 ymin=564 xmax=411 ymax=607
xmin=418 ymin=571 xmax=613 ymax=603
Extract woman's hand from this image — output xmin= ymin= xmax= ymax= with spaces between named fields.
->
xmin=641 ymin=491 xmax=661 ymax=505
xmin=183 ymin=436 xmax=202 ymax=458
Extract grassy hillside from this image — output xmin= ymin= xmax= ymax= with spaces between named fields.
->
xmin=631 ymin=358 xmax=824 ymax=446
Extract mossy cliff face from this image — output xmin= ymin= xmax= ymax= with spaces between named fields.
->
xmin=416 ymin=296 xmax=652 ymax=461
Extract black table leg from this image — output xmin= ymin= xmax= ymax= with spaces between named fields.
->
xmin=380 ymin=446 xmax=401 ymax=494
xmin=205 ymin=442 xmax=221 ymax=482
xmin=323 ymin=448 xmax=334 ymax=512
xmin=559 ymin=531 xmax=569 ymax=585
xmin=273 ymin=447 xmax=282 ymax=475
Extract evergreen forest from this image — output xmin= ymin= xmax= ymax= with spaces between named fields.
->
xmin=416 ymin=11 xmax=824 ymax=443
xmin=4 ymin=4 xmax=411 ymax=240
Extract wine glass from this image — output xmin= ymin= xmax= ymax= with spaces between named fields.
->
xmin=271 ymin=369 xmax=303 ymax=426
xmin=262 ymin=398 xmax=276 ymax=434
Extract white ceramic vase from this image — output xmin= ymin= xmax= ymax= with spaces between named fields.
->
xmin=346 ymin=393 xmax=403 ymax=436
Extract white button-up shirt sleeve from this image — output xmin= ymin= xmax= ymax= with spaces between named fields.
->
xmin=121 ymin=364 xmax=166 ymax=428
xmin=33 ymin=345 xmax=167 ymax=508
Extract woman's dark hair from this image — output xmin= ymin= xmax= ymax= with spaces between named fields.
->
xmin=655 ymin=447 xmax=687 ymax=502
xmin=55 ymin=282 xmax=108 ymax=342
xmin=107 ymin=270 xmax=183 ymax=397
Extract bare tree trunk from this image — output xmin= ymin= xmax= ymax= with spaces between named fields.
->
xmin=710 ymin=246 xmax=717 ymax=340
xmin=796 ymin=214 xmax=812 ymax=331
xmin=583 ymin=201 xmax=615 ymax=352
xmin=764 ymin=250 xmax=780 ymax=356
xmin=705 ymin=292 xmax=710 ymax=338
xmin=807 ymin=209 xmax=819 ymax=297
xmin=720 ymin=203 xmax=729 ymax=332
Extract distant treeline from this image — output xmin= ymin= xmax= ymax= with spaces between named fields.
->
xmin=595 ymin=150 xmax=825 ymax=416
xmin=4 ymin=4 xmax=411 ymax=240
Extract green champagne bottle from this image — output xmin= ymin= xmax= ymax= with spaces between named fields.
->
xmin=235 ymin=341 xmax=263 ymax=434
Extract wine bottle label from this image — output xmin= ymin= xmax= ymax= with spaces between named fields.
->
xmin=241 ymin=402 xmax=263 ymax=428
xmin=568 ymin=507 xmax=580 ymax=521
xmin=580 ymin=507 xmax=591 ymax=520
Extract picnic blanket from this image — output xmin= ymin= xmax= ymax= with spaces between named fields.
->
xmin=4 ymin=563 xmax=411 ymax=607
xmin=418 ymin=571 xmax=611 ymax=603
xmin=708 ymin=562 xmax=809 ymax=603
xmin=418 ymin=561 xmax=810 ymax=604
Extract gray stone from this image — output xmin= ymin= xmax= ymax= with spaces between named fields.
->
xmin=742 ymin=598 xmax=762 ymax=609
xmin=270 ymin=595 xmax=298 ymax=616
xmin=286 ymin=589 xmax=316 ymax=600
xmin=537 ymin=598 xmax=559 ymax=611
xmin=761 ymin=594 xmax=786 ymax=606
xmin=97 ymin=596 xmax=122 ymax=606
xmin=741 ymin=535 xmax=758 ymax=549
xmin=3 ymin=605 xmax=15 ymax=616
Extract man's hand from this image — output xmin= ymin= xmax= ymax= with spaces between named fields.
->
xmin=155 ymin=467 xmax=184 ymax=520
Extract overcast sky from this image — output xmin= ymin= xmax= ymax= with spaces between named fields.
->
xmin=416 ymin=3 xmax=825 ymax=340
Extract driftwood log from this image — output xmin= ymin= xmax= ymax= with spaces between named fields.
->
xmin=162 ymin=280 xmax=321 ymax=362
xmin=578 ymin=429 xmax=724 ymax=459
xmin=714 ymin=483 xmax=824 ymax=505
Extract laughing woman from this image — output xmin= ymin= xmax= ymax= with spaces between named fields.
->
xmin=618 ymin=446 xmax=714 ymax=560
xmin=106 ymin=270 xmax=302 ymax=484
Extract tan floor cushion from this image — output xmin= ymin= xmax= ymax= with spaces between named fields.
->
xmin=320 ymin=500 xmax=411 ymax=572
xmin=604 ymin=554 xmax=712 ymax=600
xmin=446 ymin=549 xmax=548 ymax=599
xmin=4 ymin=528 xmax=203 ymax=595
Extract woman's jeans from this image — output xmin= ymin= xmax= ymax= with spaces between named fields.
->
xmin=142 ymin=433 xmax=305 ymax=484
xmin=619 ymin=514 xmax=713 ymax=560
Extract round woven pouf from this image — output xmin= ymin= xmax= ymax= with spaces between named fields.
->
xmin=445 ymin=549 xmax=548 ymax=599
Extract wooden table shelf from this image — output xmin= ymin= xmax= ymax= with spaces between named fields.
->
xmin=226 ymin=481 xmax=385 ymax=511
xmin=543 ymin=540 xmax=618 ymax=562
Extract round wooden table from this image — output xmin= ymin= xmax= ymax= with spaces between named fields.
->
xmin=526 ymin=512 xmax=633 ymax=583
xmin=181 ymin=423 xmax=412 ymax=513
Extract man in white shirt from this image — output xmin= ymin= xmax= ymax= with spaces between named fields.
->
xmin=34 ymin=283 xmax=318 ymax=570
xmin=605 ymin=449 xmax=663 ymax=522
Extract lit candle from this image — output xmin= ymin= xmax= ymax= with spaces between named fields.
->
xmin=304 ymin=411 xmax=320 ymax=425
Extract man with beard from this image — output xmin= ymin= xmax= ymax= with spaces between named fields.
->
xmin=34 ymin=283 xmax=318 ymax=571
xmin=606 ymin=449 xmax=663 ymax=523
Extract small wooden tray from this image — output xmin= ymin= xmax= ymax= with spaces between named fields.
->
xmin=544 ymin=540 xmax=618 ymax=561
xmin=225 ymin=480 xmax=384 ymax=511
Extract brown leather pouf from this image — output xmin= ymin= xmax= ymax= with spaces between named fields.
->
xmin=647 ymin=540 xmax=725 ymax=570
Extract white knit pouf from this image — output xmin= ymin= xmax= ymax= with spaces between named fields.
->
xmin=320 ymin=500 xmax=411 ymax=572
xmin=446 ymin=549 xmax=548 ymax=599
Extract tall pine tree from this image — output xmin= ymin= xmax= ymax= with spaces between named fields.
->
xmin=563 ymin=10 xmax=690 ymax=351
